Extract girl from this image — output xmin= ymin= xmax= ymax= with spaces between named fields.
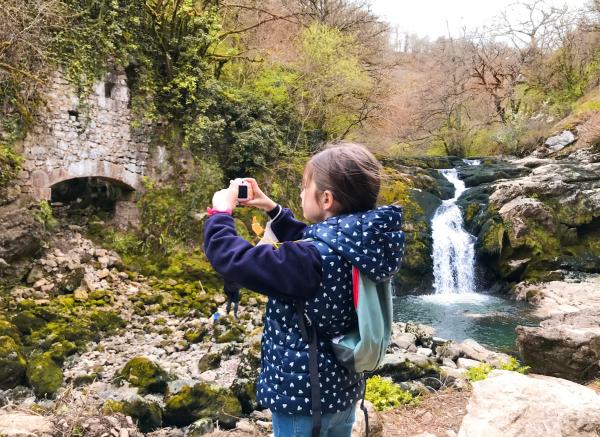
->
xmin=203 ymin=143 xmax=404 ymax=437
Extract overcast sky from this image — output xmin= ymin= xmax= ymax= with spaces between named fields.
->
xmin=370 ymin=0 xmax=589 ymax=40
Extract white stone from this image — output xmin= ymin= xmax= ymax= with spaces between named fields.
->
xmin=545 ymin=130 xmax=576 ymax=152
xmin=458 ymin=370 xmax=600 ymax=437
xmin=457 ymin=358 xmax=480 ymax=369
xmin=0 ymin=412 xmax=54 ymax=437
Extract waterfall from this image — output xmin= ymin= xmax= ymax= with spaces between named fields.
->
xmin=431 ymin=168 xmax=476 ymax=294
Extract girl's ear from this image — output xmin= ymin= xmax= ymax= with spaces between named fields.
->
xmin=321 ymin=190 xmax=336 ymax=212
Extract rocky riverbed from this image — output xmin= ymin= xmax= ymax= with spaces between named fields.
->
xmin=0 ymin=220 xmax=531 ymax=436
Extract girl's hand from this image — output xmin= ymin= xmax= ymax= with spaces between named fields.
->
xmin=211 ymin=183 xmax=239 ymax=211
xmin=243 ymin=178 xmax=277 ymax=212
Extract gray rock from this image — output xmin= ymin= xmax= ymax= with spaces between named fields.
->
xmin=0 ymin=411 xmax=54 ymax=437
xmin=377 ymin=352 xmax=440 ymax=381
xmin=516 ymin=309 xmax=600 ymax=382
xmin=545 ymin=130 xmax=576 ymax=152
xmin=458 ymin=370 xmax=600 ymax=437
xmin=390 ymin=332 xmax=417 ymax=350
xmin=458 ymin=339 xmax=511 ymax=368
xmin=457 ymin=358 xmax=480 ymax=369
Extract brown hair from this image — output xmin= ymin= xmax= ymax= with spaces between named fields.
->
xmin=304 ymin=142 xmax=381 ymax=215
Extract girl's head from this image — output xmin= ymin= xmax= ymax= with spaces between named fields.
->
xmin=301 ymin=142 xmax=381 ymax=222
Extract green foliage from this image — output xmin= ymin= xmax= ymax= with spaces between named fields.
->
xmin=466 ymin=363 xmax=494 ymax=382
xmin=500 ymin=356 xmax=530 ymax=374
xmin=0 ymin=144 xmax=22 ymax=190
xmin=35 ymin=200 xmax=58 ymax=231
xmin=138 ymin=159 xmax=223 ymax=254
xmin=467 ymin=357 xmax=529 ymax=382
xmin=294 ymin=24 xmax=374 ymax=141
xmin=365 ymin=375 xmax=419 ymax=411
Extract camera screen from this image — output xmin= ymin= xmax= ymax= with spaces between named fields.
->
xmin=238 ymin=185 xmax=248 ymax=199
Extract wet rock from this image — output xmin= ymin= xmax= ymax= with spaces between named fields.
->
xmin=0 ymin=336 xmax=27 ymax=389
xmin=117 ymin=357 xmax=168 ymax=394
xmin=458 ymin=370 xmax=600 ymax=437
xmin=26 ymin=352 xmax=63 ymax=397
xmin=516 ymin=309 xmax=600 ymax=382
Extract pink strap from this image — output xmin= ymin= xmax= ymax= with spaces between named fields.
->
xmin=207 ymin=207 xmax=233 ymax=216
xmin=352 ymin=266 xmax=359 ymax=310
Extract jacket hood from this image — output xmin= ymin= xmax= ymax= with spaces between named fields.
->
xmin=304 ymin=205 xmax=405 ymax=282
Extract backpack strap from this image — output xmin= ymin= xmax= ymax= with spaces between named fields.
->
xmin=294 ymin=300 xmax=322 ymax=437
xmin=360 ymin=373 xmax=369 ymax=437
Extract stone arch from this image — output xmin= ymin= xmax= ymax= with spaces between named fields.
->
xmin=31 ymin=160 xmax=142 ymax=200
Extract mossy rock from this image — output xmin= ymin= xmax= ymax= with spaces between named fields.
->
xmin=26 ymin=352 xmax=63 ymax=397
xmin=48 ymin=340 xmax=77 ymax=364
xmin=0 ymin=318 xmax=21 ymax=343
xmin=236 ymin=341 xmax=261 ymax=380
xmin=230 ymin=377 xmax=257 ymax=414
xmin=89 ymin=310 xmax=125 ymax=333
xmin=163 ymin=383 xmax=242 ymax=428
xmin=184 ymin=326 xmax=209 ymax=344
xmin=0 ymin=335 xmax=27 ymax=389
xmin=55 ymin=267 xmax=85 ymax=294
xmin=11 ymin=310 xmax=47 ymax=335
xmin=117 ymin=357 xmax=168 ymax=394
xmin=198 ymin=351 xmax=222 ymax=373
xmin=215 ymin=325 xmax=244 ymax=344
xmin=103 ymin=398 xmax=163 ymax=432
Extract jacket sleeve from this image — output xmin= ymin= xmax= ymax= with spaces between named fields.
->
xmin=203 ymin=213 xmax=322 ymax=300
xmin=266 ymin=205 xmax=308 ymax=242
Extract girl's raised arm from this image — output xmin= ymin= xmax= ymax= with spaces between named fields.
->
xmin=203 ymin=213 xmax=320 ymax=300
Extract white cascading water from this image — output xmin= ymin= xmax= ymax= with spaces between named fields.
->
xmin=431 ymin=168 xmax=477 ymax=295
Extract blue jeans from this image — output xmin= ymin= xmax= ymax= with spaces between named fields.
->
xmin=271 ymin=403 xmax=356 ymax=437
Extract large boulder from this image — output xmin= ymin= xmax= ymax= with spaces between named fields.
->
xmin=516 ymin=309 xmax=600 ymax=382
xmin=458 ymin=370 xmax=600 ymax=437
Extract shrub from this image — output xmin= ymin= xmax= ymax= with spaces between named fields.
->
xmin=467 ymin=357 xmax=529 ymax=382
xmin=365 ymin=375 xmax=419 ymax=411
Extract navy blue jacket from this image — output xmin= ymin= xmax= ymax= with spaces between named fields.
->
xmin=203 ymin=205 xmax=405 ymax=415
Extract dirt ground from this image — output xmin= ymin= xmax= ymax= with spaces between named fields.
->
xmin=378 ymin=387 xmax=471 ymax=437
xmin=204 ymin=386 xmax=472 ymax=437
